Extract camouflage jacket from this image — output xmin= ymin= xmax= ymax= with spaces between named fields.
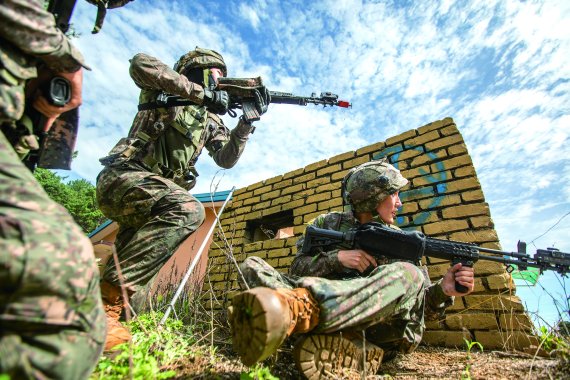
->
xmin=102 ymin=53 xmax=253 ymax=189
xmin=292 ymin=211 xmax=453 ymax=319
xmin=0 ymin=0 xmax=86 ymax=123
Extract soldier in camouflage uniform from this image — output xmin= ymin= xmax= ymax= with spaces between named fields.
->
xmin=229 ymin=159 xmax=475 ymax=378
xmin=96 ymin=48 xmax=269 ymax=350
xmin=0 ymin=0 xmax=130 ymax=378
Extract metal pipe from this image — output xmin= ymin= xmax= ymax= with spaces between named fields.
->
xmin=160 ymin=187 xmax=235 ymax=325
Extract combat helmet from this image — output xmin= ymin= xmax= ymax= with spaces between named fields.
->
xmin=174 ymin=47 xmax=227 ymax=77
xmin=342 ymin=158 xmax=408 ymax=213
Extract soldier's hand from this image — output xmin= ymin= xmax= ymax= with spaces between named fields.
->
xmin=32 ymin=69 xmax=83 ymax=132
xmin=338 ymin=249 xmax=377 ymax=273
xmin=203 ymin=88 xmax=229 ymax=114
xmin=254 ymin=86 xmax=271 ymax=115
xmin=441 ymin=263 xmax=475 ymax=296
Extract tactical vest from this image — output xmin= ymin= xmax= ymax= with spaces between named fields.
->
xmin=101 ymin=89 xmax=225 ymax=190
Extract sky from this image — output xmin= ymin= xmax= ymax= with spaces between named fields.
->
xmin=66 ymin=0 xmax=569 ymax=327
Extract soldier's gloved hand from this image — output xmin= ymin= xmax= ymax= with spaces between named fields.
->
xmin=203 ymin=88 xmax=229 ymax=114
xmin=254 ymin=86 xmax=271 ymax=115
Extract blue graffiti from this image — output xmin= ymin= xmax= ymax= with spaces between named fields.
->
xmin=373 ymin=145 xmax=447 ymax=226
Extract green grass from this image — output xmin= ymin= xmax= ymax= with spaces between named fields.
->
xmin=91 ymin=312 xmax=194 ymax=380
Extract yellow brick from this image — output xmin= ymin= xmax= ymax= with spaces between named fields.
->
xmin=401 ymin=165 xmax=431 ymax=180
xmin=406 ymin=130 xmax=441 ymax=147
xmin=449 ymin=229 xmax=498 ymax=244
xmin=332 ymin=170 xmax=350 ymax=181
xmin=316 ymin=183 xmax=337 ymax=193
xmin=307 ymin=177 xmax=330 ymax=188
xmin=425 ymin=134 xmax=464 ymax=151
xmin=305 ymin=159 xmax=328 ymax=172
xmin=412 ymin=171 xmax=451 ymax=187
xmin=293 ymin=172 xmax=315 ymax=185
xmin=395 ymin=148 xmax=424 ymax=162
xmin=329 ymin=151 xmax=356 ymax=164
xmin=262 ymin=239 xmax=285 ymax=249
xmin=318 ymin=199 xmax=343 ymax=211
xmin=271 ymin=195 xmax=292 ymax=206
xmin=473 ymin=331 xmax=537 ymax=350
xmin=443 ymin=177 xmax=481 ymax=193
xmin=264 ymin=174 xmax=283 ymax=185
xmin=283 ymin=168 xmax=304 ymax=179
xmin=246 ymin=181 xmax=264 ymax=191
xmin=294 ymin=203 xmax=317 ymax=216
xmin=282 ymin=183 xmax=305 ymax=195
xmin=386 ymin=129 xmax=417 ymax=145
xmin=253 ymin=184 xmax=273 ymax=196
xmin=305 ymin=193 xmax=331 ymax=204
xmin=243 ymin=196 xmax=261 ymax=206
xmin=498 ymin=312 xmax=534 ymax=331
xmin=421 ymin=330 xmax=471 ymax=348
xmin=470 ymin=216 xmax=493 ymax=228
xmin=356 ymin=142 xmax=385 ymax=156
xmin=342 ymin=155 xmax=370 ymax=169
xmin=487 ymin=273 xmax=515 ymax=291
xmin=430 ymin=156 xmax=473 ymax=173
xmin=400 ymin=202 xmax=419 ymax=214
xmin=267 ymin=248 xmax=290 ymax=258
xmin=273 ymin=179 xmax=293 ymax=190
xmin=454 ymin=165 xmax=475 ymax=178
xmin=260 ymin=189 xmax=281 ymax=201
xmin=446 ymin=313 xmax=498 ymax=330
xmin=410 ymin=149 xmax=448 ymax=167
xmin=465 ymin=295 xmax=525 ymax=312
xmin=440 ymin=125 xmax=459 ymax=136
xmin=262 ymin=205 xmax=283 ymax=216
xmin=473 ymin=260 xmax=508 ymax=275
xmin=422 ymin=219 xmax=469 ymax=235
xmin=461 ymin=189 xmax=485 ymax=202
xmin=418 ymin=194 xmax=461 ymax=210
xmin=317 ymin=163 xmax=342 ymax=176
xmin=251 ymin=200 xmax=271 ymax=211
xmin=278 ymin=256 xmax=295 ymax=267
xmin=442 ymin=203 xmax=489 ymax=219
xmin=416 ymin=118 xmax=453 ymax=134
xmin=304 ymin=211 xmax=324 ymax=223
xmin=448 ymin=143 xmax=468 ymax=156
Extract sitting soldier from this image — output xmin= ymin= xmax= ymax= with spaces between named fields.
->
xmin=228 ymin=158 xmax=475 ymax=378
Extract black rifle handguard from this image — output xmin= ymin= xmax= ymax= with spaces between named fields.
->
xmin=355 ymin=222 xmax=426 ymax=263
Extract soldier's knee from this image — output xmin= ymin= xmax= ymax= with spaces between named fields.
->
xmin=392 ymin=262 xmax=425 ymax=291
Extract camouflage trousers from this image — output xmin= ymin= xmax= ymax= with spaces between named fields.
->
xmin=239 ymin=256 xmax=428 ymax=353
xmin=96 ymin=163 xmax=205 ymax=294
xmin=0 ymin=130 xmax=106 ymax=379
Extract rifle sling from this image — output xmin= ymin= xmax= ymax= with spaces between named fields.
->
xmin=138 ymin=97 xmax=197 ymax=111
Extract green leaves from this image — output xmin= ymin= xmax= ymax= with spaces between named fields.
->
xmin=34 ymin=168 xmax=106 ymax=233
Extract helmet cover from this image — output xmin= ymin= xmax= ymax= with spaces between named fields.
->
xmin=343 ymin=158 xmax=408 ymax=213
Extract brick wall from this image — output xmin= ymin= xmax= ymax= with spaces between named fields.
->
xmin=205 ymin=117 xmax=536 ymax=350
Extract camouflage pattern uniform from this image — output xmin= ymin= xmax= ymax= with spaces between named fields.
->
xmin=240 ymin=160 xmax=453 ymax=356
xmin=0 ymin=0 xmax=105 ymax=378
xmin=96 ymin=52 xmax=255 ymax=293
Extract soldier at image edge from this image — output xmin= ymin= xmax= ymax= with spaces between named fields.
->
xmin=95 ymin=47 xmax=270 ymax=351
xmin=228 ymin=158 xmax=476 ymax=378
xmin=0 ymin=0 xmax=132 ymax=379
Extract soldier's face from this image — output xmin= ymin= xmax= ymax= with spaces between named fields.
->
xmin=376 ymin=191 xmax=402 ymax=224
xmin=209 ymin=68 xmax=224 ymax=85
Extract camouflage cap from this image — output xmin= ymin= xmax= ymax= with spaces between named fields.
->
xmin=174 ymin=47 xmax=227 ymax=77
xmin=343 ymin=158 xmax=408 ymax=213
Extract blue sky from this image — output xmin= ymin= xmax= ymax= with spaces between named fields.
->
xmin=67 ymin=0 xmax=569 ymax=327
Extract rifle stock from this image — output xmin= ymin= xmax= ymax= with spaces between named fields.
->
xmin=302 ymin=222 xmax=570 ymax=292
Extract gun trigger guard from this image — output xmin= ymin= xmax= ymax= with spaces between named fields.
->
xmin=505 ymin=264 xmax=514 ymax=273
xmin=228 ymin=109 xmax=238 ymax=118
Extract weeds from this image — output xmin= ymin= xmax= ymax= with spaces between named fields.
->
xmin=240 ymin=364 xmax=279 ymax=380
xmin=91 ymin=312 xmax=195 ymax=380
xmin=461 ymin=339 xmax=484 ymax=380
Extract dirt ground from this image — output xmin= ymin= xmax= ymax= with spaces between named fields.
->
xmin=170 ymin=343 xmax=568 ymax=379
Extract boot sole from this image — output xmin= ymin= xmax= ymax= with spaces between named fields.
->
xmin=293 ymin=333 xmax=383 ymax=379
xmin=229 ymin=287 xmax=290 ymax=366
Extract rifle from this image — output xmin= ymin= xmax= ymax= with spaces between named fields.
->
xmin=302 ymin=222 xmax=570 ymax=292
xmin=138 ymin=76 xmax=352 ymax=122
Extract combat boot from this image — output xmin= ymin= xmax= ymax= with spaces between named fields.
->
xmin=100 ymin=281 xmax=132 ymax=351
xmin=293 ymin=332 xmax=384 ymax=379
xmin=228 ymin=287 xmax=320 ymax=366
